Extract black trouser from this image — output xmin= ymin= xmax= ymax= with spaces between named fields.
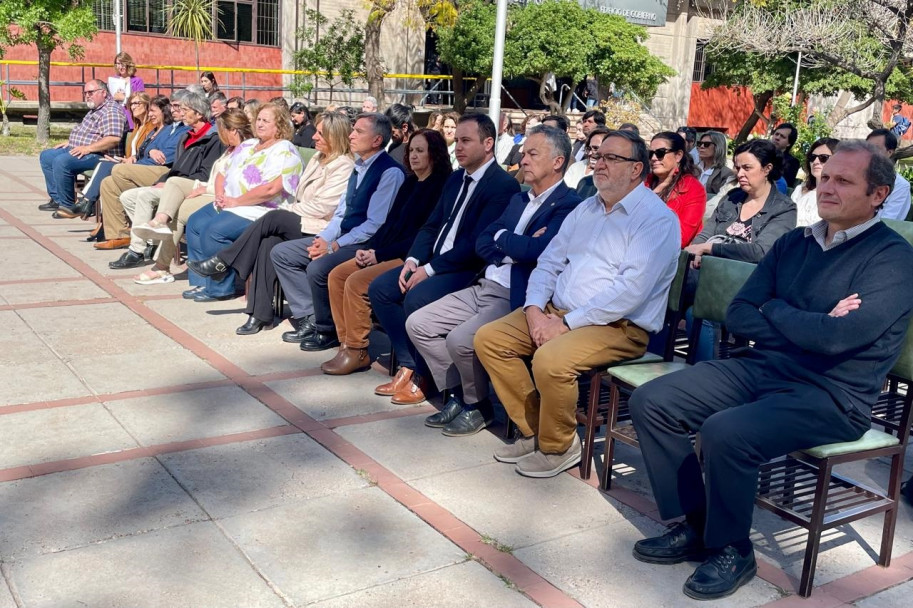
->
xmin=629 ymin=354 xmax=869 ymax=549
xmin=218 ymin=209 xmax=310 ymax=322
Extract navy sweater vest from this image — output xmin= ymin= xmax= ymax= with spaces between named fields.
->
xmin=339 ymin=152 xmax=402 ymax=235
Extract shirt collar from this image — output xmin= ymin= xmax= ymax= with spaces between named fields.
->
xmin=529 ymin=180 xmax=562 ymax=205
xmin=464 ymin=156 xmax=497 ymax=184
xmin=597 ymin=183 xmax=651 ymax=216
xmin=804 ymin=216 xmax=881 ymax=250
xmin=355 ymin=150 xmax=383 ymax=171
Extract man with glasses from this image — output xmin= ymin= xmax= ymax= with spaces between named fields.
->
xmin=475 ymin=130 xmax=681 ymax=478
xmin=38 ymin=80 xmax=125 ymax=212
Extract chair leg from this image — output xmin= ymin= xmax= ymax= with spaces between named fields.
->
xmin=580 ymin=370 xmax=602 ymax=480
xmin=879 ymin=452 xmax=904 ymax=566
xmin=600 ymin=382 xmax=622 ymax=491
xmin=799 ymin=461 xmax=832 ymax=597
xmin=273 ymin=281 xmax=285 ymax=320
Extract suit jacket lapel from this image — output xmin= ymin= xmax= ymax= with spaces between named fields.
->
xmin=525 ymin=183 xmax=567 ymax=231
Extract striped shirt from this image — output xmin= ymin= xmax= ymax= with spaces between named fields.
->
xmin=67 ymin=97 xmax=125 ymax=155
xmin=525 ymin=183 xmax=681 ymax=333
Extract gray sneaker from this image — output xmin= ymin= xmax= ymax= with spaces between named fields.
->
xmin=515 ymin=435 xmax=582 ymax=478
xmin=493 ymin=436 xmax=537 ymax=463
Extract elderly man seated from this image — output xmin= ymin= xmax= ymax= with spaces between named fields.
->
xmin=474 ymin=129 xmax=681 ymax=478
xmin=38 ymin=79 xmax=125 ymax=213
xmin=406 ymin=125 xmax=581 ymax=436
xmin=628 ymin=140 xmax=913 ymax=601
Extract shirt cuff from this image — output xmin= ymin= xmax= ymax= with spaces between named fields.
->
xmin=423 ymin=263 xmax=436 ymax=277
xmin=494 ymin=228 xmax=507 ymax=240
xmin=562 ymin=309 xmax=584 ymax=330
xmin=406 ymin=256 xmax=420 ymax=267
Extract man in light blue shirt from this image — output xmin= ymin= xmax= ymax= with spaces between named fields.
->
xmin=866 ymin=129 xmax=911 ymax=220
xmin=272 ymin=113 xmax=405 ymax=350
xmin=475 ymin=129 xmax=681 ymax=478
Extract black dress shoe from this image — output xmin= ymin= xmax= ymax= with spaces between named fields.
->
xmin=442 ymin=409 xmax=493 ymax=437
xmin=86 ymin=224 xmax=104 ymax=242
xmin=633 ymin=522 xmax=707 ymax=565
xmin=108 ymin=250 xmax=146 ymax=269
xmin=236 ymin=316 xmax=269 ymax=335
xmin=79 ymin=199 xmax=96 ymax=219
xmin=425 ymin=396 xmax=465 ymax=428
xmin=187 ymin=256 xmax=229 ymax=281
xmin=193 ymin=291 xmax=239 ymax=302
xmin=281 ymin=318 xmax=316 ymax=343
xmin=143 ymin=242 xmax=156 ymax=261
xmin=182 ymin=287 xmax=203 ymax=299
xmin=683 ymin=545 xmax=757 ymax=600
xmin=300 ymin=330 xmax=340 ymax=352
xmin=38 ymin=199 xmax=59 ymax=211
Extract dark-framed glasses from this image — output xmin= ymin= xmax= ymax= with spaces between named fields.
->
xmin=809 ymin=153 xmax=831 ymax=164
xmin=593 ymin=152 xmax=639 ymax=164
xmin=648 ymin=148 xmax=671 ymax=160
xmin=696 ymin=141 xmax=714 ymax=149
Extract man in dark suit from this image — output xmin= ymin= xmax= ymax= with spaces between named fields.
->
xmin=406 ymin=125 xmax=581 ymax=435
xmin=369 ymin=113 xmax=521 ymax=404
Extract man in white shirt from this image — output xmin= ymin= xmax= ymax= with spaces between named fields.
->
xmin=475 ymin=130 xmax=681 ymax=478
xmin=406 ymin=126 xmax=581 ymax=436
xmin=866 ymin=128 xmax=911 ymax=220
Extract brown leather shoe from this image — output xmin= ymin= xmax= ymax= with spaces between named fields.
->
xmin=391 ymin=375 xmax=427 ymax=405
xmin=375 ymin=367 xmax=413 ymax=396
xmin=321 ymin=347 xmax=370 ymax=375
xmin=94 ymin=237 xmax=130 ymax=250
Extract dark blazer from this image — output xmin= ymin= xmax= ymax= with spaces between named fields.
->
xmin=408 ymin=159 xmax=520 ymax=275
xmin=155 ymin=129 xmax=224 ymax=184
xmin=477 ymin=181 xmax=582 ymax=309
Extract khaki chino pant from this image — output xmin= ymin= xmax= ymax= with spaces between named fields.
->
xmin=474 ymin=304 xmax=648 ymax=453
xmin=100 ymin=164 xmax=170 ymax=239
xmin=327 ymin=258 xmax=403 ymax=348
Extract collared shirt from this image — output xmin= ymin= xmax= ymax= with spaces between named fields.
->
xmin=803 ymin=216 xmax=882 ymax=251
xmin=419 ymin=156 xmax=497 ymax=276
xmin=67 ymin=97 xmax=125 ymax=154
xmin=485 ymin=180 xmax=562 ymax=288
xmin=878 ymin=173 xmax=911 ymax=221
xmin=525 ymin=184 xmax=681 ymax=332
xmin=319 ymin=150 xmax=405 ymax=246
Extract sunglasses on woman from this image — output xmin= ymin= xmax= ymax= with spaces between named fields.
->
xmin=809 ymin=153 xmax=831 ymax=164
xmin=648 ymin=148 xmax=672 ymax=160
xmin=696 ymin=141 xmax=714 ymax=148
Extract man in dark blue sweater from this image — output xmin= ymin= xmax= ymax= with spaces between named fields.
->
xmin=628 ymin=140 xmax=913 ymax=601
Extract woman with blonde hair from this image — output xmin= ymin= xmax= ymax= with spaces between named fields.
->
xmin=188 ymin=111 xmax=354 ymax=331
xmin=184 ymin=102 xmax=303 ymax=302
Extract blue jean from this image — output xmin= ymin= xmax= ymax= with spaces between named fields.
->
xmin=185 ymin=204 xmax=253 ymax=296
xmin=586 ymin=98 xmax=597 ymax=109
xmin=39 ymin=147 xmax=103 ymax=208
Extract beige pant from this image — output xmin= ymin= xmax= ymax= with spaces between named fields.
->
xmin=122 ymin=186 xmax=164 ymax=253
xmin=100 ymin=164 xmax=170 ymax=239
xmin=154 ymin=194 xmax=213 ymax=268
xmin=474 ymin=305 xmax=648 ymax=453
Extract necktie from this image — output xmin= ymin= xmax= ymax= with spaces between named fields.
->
xmin=434 ymin=173 xmax=474 ymax=255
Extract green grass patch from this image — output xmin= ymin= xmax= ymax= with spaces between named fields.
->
xmin=480 ymin=534 xmax=513 ymax=554
xmin=0 ymin=124 xmax=70 ymax=156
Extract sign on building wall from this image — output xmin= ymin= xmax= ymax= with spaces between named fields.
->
xmin=578 ymin=0 xmax=668 ymax=27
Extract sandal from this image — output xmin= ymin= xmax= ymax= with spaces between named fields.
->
xmin=133 ymin=268 xmax=174 ymax=285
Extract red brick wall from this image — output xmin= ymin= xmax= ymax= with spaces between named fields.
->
xmin=687 ymin=84 xmax=768 ymax=136
xmin=881 ymin=100 xmax=913 ymax=141
xmin=2 ymin=32 xmax=283 ymax=102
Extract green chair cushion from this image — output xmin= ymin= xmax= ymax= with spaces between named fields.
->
xmin=607 ymin=361 xmax=689 ymax=388
xmin=612 ymin=352 xmax=664 ymax=367
xmin=801 ymin=429 xmax=899 ymax=458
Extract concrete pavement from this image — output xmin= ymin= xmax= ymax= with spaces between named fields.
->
xmin=0 ymin=155 xmax=912 ymax=606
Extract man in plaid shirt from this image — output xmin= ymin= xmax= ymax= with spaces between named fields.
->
xmin=38 ymin=79 xmax=125 ymax=212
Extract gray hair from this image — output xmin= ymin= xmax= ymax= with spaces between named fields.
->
xmin=183 ymin=92 xmax=212 ymax=120
xmin=88 ymin=79 xmax=108 ymax=94
xmin=185 ymin=84 xmax=206 ymax=97
xmin=606 ymin=129 xmax=650 ymax=181
xmin=699 ymin=130 xmax=729 ymax=170
xmin=356 ymin=112 xmax=392 ymax=149
xmin=170 ymin=89 xmax=190 ymax=105
xmin=210 ymin=91 xmax=227 ymax=104
xmin=364 ymin=96 xmax=378 ymax=108
xmin=527 ymin=124 xmax=572 ymax=175
xmin=834 ymin=140 xmax=895 ymax=205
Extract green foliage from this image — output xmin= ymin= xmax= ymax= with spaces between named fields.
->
xmin=168 ymin=0 xmax=216 ymax=73
xmin=437 ymin=0 xmax=673 ymax=110
xmin=0 ymin=0 xmax=97 ymax=57
xmin=292 ymin=10 xmax=365 ymax=101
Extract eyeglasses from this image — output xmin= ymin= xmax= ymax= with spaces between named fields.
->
xmin=129 ymin=102 xmax=144 ymax=107
xmin=648 ymin=148 xmax=672 ymax=160
xmin=83 ymin=89 xmax=103 ymax=96
xmin=696 ymin=141 xmax=714 ymax=148
xmin=809 ymin=153 xmax=831 ymax=164
xmin=593 ymin=152 xmax=639 ymax=164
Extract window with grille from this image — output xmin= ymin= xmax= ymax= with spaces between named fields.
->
xmin=93 ymin=1 xmax=281 ymax=47
xmin=692 ymin=40 xmax=713 ymax=83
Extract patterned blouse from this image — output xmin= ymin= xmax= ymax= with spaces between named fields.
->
xmin=219 ymin=138 xmax=303 ymax=221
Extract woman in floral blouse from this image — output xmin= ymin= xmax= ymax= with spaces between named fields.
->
xmin=184 ymin=102 xmax=303 ymax=301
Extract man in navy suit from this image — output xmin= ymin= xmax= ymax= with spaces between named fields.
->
xmin=406 ymin=125 xmax=581 ymax=435
xmin=369 ymin=113 xmax=521 ymax=405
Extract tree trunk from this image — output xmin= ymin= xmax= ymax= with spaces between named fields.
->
xmin=453 ymin=67 xmax=467 ymax=113
xmin=364 ymin=10 xmax=388 ymax=111
xmin=1 ymin=111 xmax=9 ymax=137
xmin=734 ymin=90 xmax=773 ymax=144
xmin=36 ymin=38 xmax=52 ymax=145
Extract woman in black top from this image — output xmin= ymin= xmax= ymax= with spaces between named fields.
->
xmin=321 ymin=129 xmax=453 ymax=375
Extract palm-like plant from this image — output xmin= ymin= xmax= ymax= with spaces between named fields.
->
xmin=168 ymin=0 xmax=216 ymax=76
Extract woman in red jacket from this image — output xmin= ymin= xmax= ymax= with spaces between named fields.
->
xmin=645 ymin=131 xmax=706 ymax=247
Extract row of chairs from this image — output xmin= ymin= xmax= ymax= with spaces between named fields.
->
xmin=574 ymin=220 xmax=913 ymax=597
